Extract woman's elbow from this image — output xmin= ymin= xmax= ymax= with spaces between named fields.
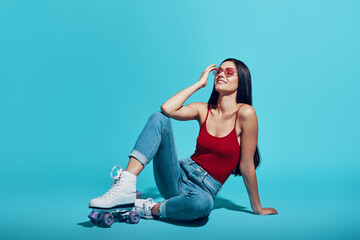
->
xmin=160 ymin=105 xmax=171 ymax=117
xmin=239 ymin=162 xmax=255 ymax=174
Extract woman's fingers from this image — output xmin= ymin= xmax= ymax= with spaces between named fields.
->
xmin=265 ymin=208 xmax=278 ymax=215
xmin=256 ymin=207 xmax=278 ymax=215
xmin=205 ymin=64 xmax=217 ymax=71
xmin=197 ymin=64 xmax=217 ymax=88
xmin=201 ymin=64 xmax=216 ymax=77
xmin=207 ymin=64 xmax=217 ymax=68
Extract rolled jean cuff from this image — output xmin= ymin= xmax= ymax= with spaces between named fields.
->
xmin=159 ymin=200 xmax=167 ymax=218
xmin=129 ymin=149 xmax=149 ymax=167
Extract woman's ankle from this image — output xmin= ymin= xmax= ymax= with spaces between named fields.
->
xmin=125 ymin=157 xmax=144 ymax=176
xmin=151 ymin=203 xmax=161 ymax=216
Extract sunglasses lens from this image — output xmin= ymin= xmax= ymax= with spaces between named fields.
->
xmin=225 ymin=69 xmax=235 ymax=77
xmin=212 ymin=69 xmax=218 ymax=76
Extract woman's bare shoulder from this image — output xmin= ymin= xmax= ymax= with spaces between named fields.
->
xmin=188 ymin=102 xmax=211 ymax=122
xmin=237 ymin=103 xmax=257 ymax=120
xmin=201 ymin=102 xmax=215 ymax=111
xmin=188 ymin=102 xmax=210 ymax=111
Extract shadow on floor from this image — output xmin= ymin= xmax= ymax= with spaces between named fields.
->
xmin=153 ymin=215 xmax=209 ymax=227
xmin=78 ymin=221 xmax=95 ymax=228
xmin=213 ymin=196 xmax=254 ymax=215
xmin=141 ymin=187 xmax=254 ymax=215
xmin=77 ymin=215 xmax=209 ymax=228
xmin=78 ymin=187 xmax=253 ymax=228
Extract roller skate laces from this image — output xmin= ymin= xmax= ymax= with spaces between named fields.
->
xmin=99 ymin=165 xmax=126 ymax=199
xmin=89 ymin=165 xmax=137 ymax=209
xmin=134 ymin=198 xmax=159 ymax=219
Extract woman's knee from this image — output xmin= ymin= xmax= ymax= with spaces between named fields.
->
xmin=148 ymin=111 xmax=171 ymax=125
xmin=188 ymin=193 xmax=214 ymax=219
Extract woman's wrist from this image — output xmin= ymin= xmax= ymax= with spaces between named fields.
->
xmin=193 ymin=81 xmax=204 ymax=90
xmin=251 ymin=204 xmax=262 ymax=213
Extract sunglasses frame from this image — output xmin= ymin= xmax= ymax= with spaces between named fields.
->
xmin=212 ymin=67 xmax=237 ymax=78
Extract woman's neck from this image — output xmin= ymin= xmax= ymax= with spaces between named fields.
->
xmin=216 ymin=92 xmax=238 ymax=116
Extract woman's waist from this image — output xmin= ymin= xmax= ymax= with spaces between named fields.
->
xmin=179 ymin=157 xmax=222 ymax=198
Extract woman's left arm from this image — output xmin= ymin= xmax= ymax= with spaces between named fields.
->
xmin=238 ymin=106 xmax=278 ymax=215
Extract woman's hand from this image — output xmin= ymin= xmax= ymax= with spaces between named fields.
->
xmin=253 ymin=207 xmax=278 ymax=215
xmin=197 ymin=64 xmax=217 ymax=88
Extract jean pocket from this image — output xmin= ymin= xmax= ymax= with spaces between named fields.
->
xmin=201 ymin=176 xmax=221 ymax=198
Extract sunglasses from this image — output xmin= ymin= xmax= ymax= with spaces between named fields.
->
xmin=212 ymin=67 xmax=237 ymax=78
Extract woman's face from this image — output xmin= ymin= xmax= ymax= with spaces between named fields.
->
xmin=214 ymin=61 xmax=239 ymax=95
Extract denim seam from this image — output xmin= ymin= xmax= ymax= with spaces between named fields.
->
xmin=202 ymin=174 xmax=221 ymax=198
xmin=178 ymin=164 xmax=188 ymax=194
xmin=201 ymin=184 xmax=214 ymax=198
xmin=145 ymin=128 xmax=163 ymax=162
xmin=150 ymin=124 xmax=183 ymax=196
xmin=205 ymin=178 xmax=217 ymax=191
xmin=163 ymin=127 xmax=183 ymax=196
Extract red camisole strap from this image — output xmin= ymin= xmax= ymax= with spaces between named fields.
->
xmin=203 ymin=107 xmax=210 ymax=126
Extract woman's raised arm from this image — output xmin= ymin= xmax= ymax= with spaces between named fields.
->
xmin=160 ymin=64 xmax=216 ymax=121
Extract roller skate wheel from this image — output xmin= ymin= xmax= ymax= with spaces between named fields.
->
xmin=100 ymin=213 xmax=114 ymax=227
xmin=128 ymin=211 xmax=140 ymax=224
xmin=88 ymin=211 xmax=99 ymax=225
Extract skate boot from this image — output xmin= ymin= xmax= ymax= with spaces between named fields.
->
xmin=134 ymin=198 xmax=159 ymax=219
xmin=88 ymin=165 xmax=142 ymax=227
xmin=89 ymin=165 xmax=137 ymax=209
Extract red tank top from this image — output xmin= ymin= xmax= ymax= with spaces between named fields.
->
xmin=190 ymin=104 xmax=244 ymax=184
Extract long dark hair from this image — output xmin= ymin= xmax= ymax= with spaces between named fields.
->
xmin=208 ymin=58 xmax=261 ymax=176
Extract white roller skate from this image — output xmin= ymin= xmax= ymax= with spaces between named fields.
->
xmin=88 ymin=165 xmax=142 ymax=227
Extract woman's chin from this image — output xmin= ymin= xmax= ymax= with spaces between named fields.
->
xmin=215 ymin=86 xmax=237 ymax=95
xmin=215 ymin=85 xmax=229 ymax=92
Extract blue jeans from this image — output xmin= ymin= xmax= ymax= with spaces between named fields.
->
xmin=129 ymin=111 xmax=222 ymax=221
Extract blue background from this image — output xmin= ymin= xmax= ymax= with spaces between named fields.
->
xmin=0 ymin=0 xmax=359 ymax=239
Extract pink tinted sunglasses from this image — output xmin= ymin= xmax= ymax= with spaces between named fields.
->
xmin=212 ymin=67 xmax=237 ymax=78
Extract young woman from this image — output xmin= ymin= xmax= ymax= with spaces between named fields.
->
xmin=89 ymin=58 xmax=278 ymax=222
